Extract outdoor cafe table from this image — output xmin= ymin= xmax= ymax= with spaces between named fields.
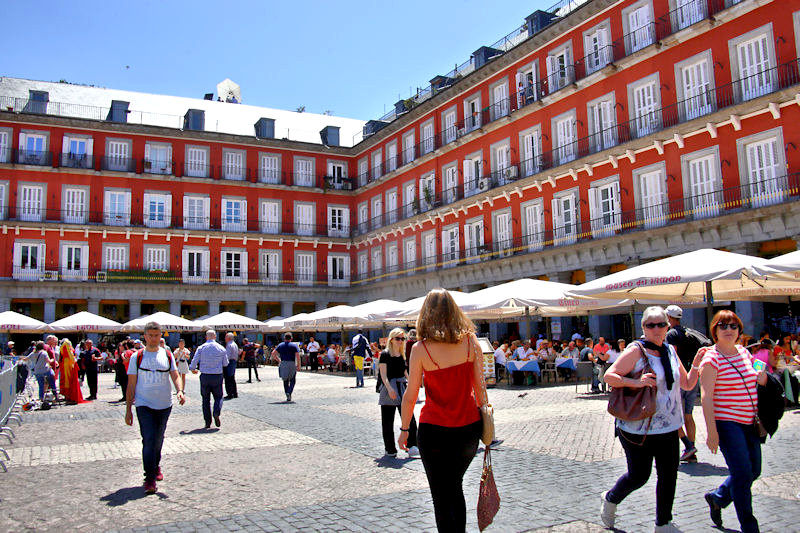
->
xmin=555 ymin=357 xmax=577 ymax=370
xmin=506 ymin=360 xmax=541 ymax=374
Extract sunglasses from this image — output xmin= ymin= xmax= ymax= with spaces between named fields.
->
xmin=716 ymin=323 xmax=740 ymax=331
xmin=394 ymin=337 xmax=407 ymax=341
xmin=644 ymin=322 xmax=668 ymax=329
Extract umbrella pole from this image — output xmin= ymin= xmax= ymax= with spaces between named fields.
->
xmin=524 ymin=306 xmax=531 ymax=341
xmin=630 ymin=305 xmax=636 ymax=340
xmin=705 ymin=280 xmax=714 ymax=330
xmin=546 ymin=314 xmax=552 ymax=340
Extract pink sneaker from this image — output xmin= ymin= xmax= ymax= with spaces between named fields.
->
xmin=144 ymin=479 xmax=157 ymax=494
xmin=156 ymin=467 xmax=164 ymax=481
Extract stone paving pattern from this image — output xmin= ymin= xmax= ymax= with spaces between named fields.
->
xmin=1 ymin=368 xmax=798 ymax=532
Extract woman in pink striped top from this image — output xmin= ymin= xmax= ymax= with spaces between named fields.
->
xmin=699 ymin=310 xmax=768 ymax=533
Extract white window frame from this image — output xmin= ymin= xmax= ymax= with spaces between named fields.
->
xmin=105 ymin=138 xmax=132 ymax=172
xmin=371 ymin=247 xmax=383 ymax=276
xmin=220 ymin=249 xmax=247 ymax=285
xmin=681 ymin=146 xmax=723 ymax=220
xmin=582 ymin=20 xmax=612 ymax=75
xmin=493 ymin=210 xmax=513 ymax=257
xmin=358 ymin=158 xmax=369 ymax=186
xmin=143 ymin=191 xmax=172 ymax=229
xmin=403 ymin=237 xmax=416 ymax=269
xmin=357 ymin=201 xmax=369 ymax=234
xmin=551 ymin=189 xmax=579 ymax=245
xmin=464 ymin=93 xmax=482 ymax=131
xmin=633 ymin=162 xmax=669 ymax=229
xmin=59 ymin=241 xmax=89 ymax=281
xmin=0 ymin=181 xmax=8 ymax=220
xmin=588 ymin=176 xmax=622 ymax=238
xmin=104 ymin=189 xmax=131 ymax=226
xmin=260 ymin=199 xmax=281 ymax=234
xmin=102 ymin=243 xmax=129 ymax=271
xmin=728 ymin=24 xmax=777 ymax=103
xmin=490 ymin=140 xmax=513 ymax=185
xmin=221 ymin=197 xmax=247 ymax=232
xmin=293 ymin=157 xmax=315 ymax=187
xmin=326 ymin=160 xmax=348 ymax=189
xmin=185 ymin=146 xmax=209 ymax=178
xmin=222 ymin=149 xmax=246 ymax=180
xmin=357 ymin=251 xmax=369 ymax=279
xmin=327 ymin=254 xmax=350 ymax=287
xmin=18 ymin=131 xmax=49 ymax=165
xmin=736 ymin=127 xmax=787 ymax=208
xmin=402 ymin=131 xmax=416 ymax=164
xmin=144 ymin=142 xmax=172 ymax=175
xmin=669 ymin=0 xmax=707 ymax=31
xmin=422 ymin=230 xmax=436 ymax=270
xmin=442 ymin=107 xmax=457 ymax=144
xmin=386 ymin=242 xmax=399 ymax=274
xmin=18 ymin=183 xmax=45 ymax=222
xmin=385 ymin=188 xmax=398 ymax=224
xmin=0 ymin=127 xmax=11 ymax=163
xmin=587 ymin=92 xmax=617 ymax=153
xmin=546 ymin=41 xmax=574 ymax=93
xmin=61 ymin=134 xmax=93 ymax=169
xmin=443 ymin=163 xmax=459 ymax=204
xmin=551 ymin=110 xmax=577 ymax=166
xmin=63 ymin=185 xmax=89 ymax=224
xmin=522 ymin=199 xmax=545 ymax=251
xmin=419 ymin=173 xmax=436 ymax=211
xmin=519 ymin=126 xmax=542 ymax=177
xmin=515 ymin=60 xmax=539 ymax=108
xmin=463 ymin=217 xmax=484 ymax=263
xmin=385 ymin=142 xmax=398 ymax=173
xmin=13 ymin=241 xmax=46 ymax=280
xmin=294 ymin=201 xmax=315 ymax=236
xmin=421 ymin=120 xmax=435 ymax=155
xmin=259 ymin=250 xmax=280 ymax=285
xmin=327 ymin=205 xmax=350 ymax=237
xmin=182 ymin=247 xmax=209 ymax=284
xmin=371 ymin=195 xmax=382 ymax=229
xmin=622 ymin=0 xmax=655 ymax=54
xmin=627 ymin=73 xmax=661 ymax=139
xmin=441 ymin=225 xmax=459 ymax=266
xmin=183 ymin=195 xmax=210 ymax=230
xmin=259 ymin=153 xmax=281 ymax=184
xmin=463 ymin=153 xmax=483 ymax=197
xmin=675 ymin=50 xmax=715 ymax=121
xmin=144 ymin=245 xmax=170 ymax=272
xmin=295 ymin=251 xmax=315 ymax=286
xmin=403 ymin=181 xmax=416 ymax=217
xmin=490 ymin=78 xmax=510 ymax=120
xmin=371 ymin=149 xmax=383 ymax=180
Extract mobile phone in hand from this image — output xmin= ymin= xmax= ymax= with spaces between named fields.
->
xmin=752 ymin=359 xmax=766 ymax=372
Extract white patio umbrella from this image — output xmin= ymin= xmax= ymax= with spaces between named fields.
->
xmin=47 ymin=311 xmax=121 ymax=333
xmin=197 ymin=311 xmax=265 ymax=331
xmin=749 ymin=250 xmax=800 ymax=278
xmin=382 ymin=290 xmax=475 ymax=322
xmin=567 ymin=249 xmax=769 ymax=303
xmin=121 ymin=311 xmax=200 ymax=332
xmin=275 ymin=313 xmax=311 ymax=331
xmin=262 ymin=316 xmax=287 ymax=332
xmin=462 ymin=279 xmax=630 ymax=319
xmin=346 ymin=299 xmax=405 ymax=328
xmin=284 ymin=305 xmax=356 ymax=329
xmin=0 ymin=310 xmax=48 ymax=333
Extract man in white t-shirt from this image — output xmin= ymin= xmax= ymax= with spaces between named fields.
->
xmin=493 ymin=342 xmax=508 ymax=382
xmin=307 ymin=336 xmax=321 ymax=371
xmin=125 ymin=321 xmax=185 ymax=495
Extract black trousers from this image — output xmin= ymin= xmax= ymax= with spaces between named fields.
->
xmin=245 ymin=359 xmax=259 ymax=381
xmin=86 ymin=366 xmax=98 ymax=398
xmin=309 ymin=352 xmax=319 ymax=371
xmin=381 ymin=404 xmax=417 ymax=454
xmin=607 ymin=429 xmax=679 ymax=526
xmin=224 ymin=360 xmax=238 ymax=397
xmin=418 ymin=420 xmax=482 ymax=533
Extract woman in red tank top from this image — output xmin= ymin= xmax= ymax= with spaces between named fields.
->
xmin=398 ymin=288 xmax=487 ymax=533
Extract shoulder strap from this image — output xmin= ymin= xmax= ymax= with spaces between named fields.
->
xmin=718 ymin=349 xmax=758 ymax=413
xmin=137 ymin=347 xmax=175 ymax=370
xmin=420 ymin=340 xmax=440 ymax=369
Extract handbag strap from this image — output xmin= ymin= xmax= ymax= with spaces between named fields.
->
xmin=717 ymin=348 xmax=758 ymax=417
xmin=472 ymin=335 xmax=489 ymax=407
xmin=618 ymin=341 xmax=654 ymax=446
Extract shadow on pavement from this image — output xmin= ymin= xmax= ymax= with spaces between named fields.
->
xmin=179 ymin=428 xmax=219 ymax=435
xmin=678 ymin=462 xmax=729 ymax=476
xmin=100 ymin=486 xmax=168 ymax=506
xmin=374 ymin=456 xmax=414 ymax=469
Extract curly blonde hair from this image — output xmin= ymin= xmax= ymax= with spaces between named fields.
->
xmin=416 ymin=288 xmax=474 ymax=343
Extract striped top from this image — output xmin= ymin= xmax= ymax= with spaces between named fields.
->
xmin=700 ymin=345 xmax=758 ymax=424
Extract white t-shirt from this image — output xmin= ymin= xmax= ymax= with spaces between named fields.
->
xmin=127 ymin=347 xmax=176 ymax=410
xmin=326 ymin=347 xmax=336 ymax=362
xmin=308 ymin=341 xmax=320 ymax=354
xmin=493 ymin=347 xmax=507 ymax=365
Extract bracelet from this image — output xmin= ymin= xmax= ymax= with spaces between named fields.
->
xmin=399 ymin=427 xmax=409 ymax=432
xmin=691 ymin=365 xmax=700 ymax=370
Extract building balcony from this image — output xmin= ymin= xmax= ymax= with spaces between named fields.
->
xmin=16 ymin=149 xmax=52 ymax=166
xmin=60 ymin=153 xmax=94 ymax=169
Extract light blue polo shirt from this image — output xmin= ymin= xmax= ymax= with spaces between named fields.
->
xmin=127 ymin=347 xmax=176 ymax=410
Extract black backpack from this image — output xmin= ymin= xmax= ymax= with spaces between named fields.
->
xmin=684 ymin=327 xmax=712 ymax=350
xmin=353 ymin=335 xmax=368 ymax=357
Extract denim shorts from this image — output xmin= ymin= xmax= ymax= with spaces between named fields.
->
xmin=680 ymin=382 xmax=700 ymax=414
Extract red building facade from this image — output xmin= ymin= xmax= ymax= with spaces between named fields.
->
xmin=1 ymin=0 xmax=798 ymax=336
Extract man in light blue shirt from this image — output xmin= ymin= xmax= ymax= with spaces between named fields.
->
xmin=190 ymin=329 xmax=228 ymax=429
xmin=125 ymin=321 xmax=185 ymax=495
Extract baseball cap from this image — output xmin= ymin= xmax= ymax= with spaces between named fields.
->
xmin=665 ymin=305 xmax=683 ymax=319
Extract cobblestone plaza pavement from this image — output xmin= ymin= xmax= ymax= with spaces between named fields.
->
xmin=2 ymin=368 xmax=799 ymax=532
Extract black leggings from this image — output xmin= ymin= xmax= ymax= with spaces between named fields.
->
xmin=418 ymin=421 xmax=482 ymax=533
xmin=607 ymin=429 xmax=679 ymax=526
xmin=381 ymin=405 xmax=417 ymax=454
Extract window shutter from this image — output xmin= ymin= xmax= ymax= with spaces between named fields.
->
xmin=62 ymin=136 xmax=70 ymax=154
xmin=13 ymin=242 xmax=21 ymax=271
xmin=240 ymin=199 xmax=247 ymax=228
xmin=144 ymin=143 xmax=151 ymax=162
xmin=202 ymin=197 xmax=210 ymax=228
xmin=611 ymin=181 xmax=621 ymax=221
xmin=166 ymin=145 xmax=172 ymax=165
xmin=588 ymin=187 xmax=599 ymax=232
xmin=551 ymin=197 xmax=562 ymax=230
xmin=182 ymin=196 xmax=190 ymax=225
xmin=38 ymin=243 xmax=46 ymax=271
xmin=240 ymin=251 xmax=248 ymax=282
xmin=81 ymin=246 xmax=89 ymax=278
xmin=142 ymin=193 xmax=151 ymax=221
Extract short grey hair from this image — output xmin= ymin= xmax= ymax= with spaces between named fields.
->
xmin=641 ymin=306 xmax=668 ymax=329
xmin=46 ymin=335 xmax=58 ymax=343
xmin=205 ymin=329 xmax=217 ymax=339
xmin=144 ymin=321 xmax=162 ymax=333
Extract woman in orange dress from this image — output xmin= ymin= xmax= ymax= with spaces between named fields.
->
xmin=59 ymin=339 xmax=86 ymax=404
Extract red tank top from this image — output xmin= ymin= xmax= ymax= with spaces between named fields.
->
xmin=418 ymin=340 xmax=480 ymax=427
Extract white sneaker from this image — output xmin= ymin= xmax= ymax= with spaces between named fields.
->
xmin=654 ymin=522 xmax=682 ymax=532
xmin=600 ymin=491 xmax=616 ymax=528
xmin=407 ymin=446 xmax=420 ymax=457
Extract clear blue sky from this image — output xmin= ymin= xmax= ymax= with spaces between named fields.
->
xmin=3 ymin=0 xmax=553 ymax=120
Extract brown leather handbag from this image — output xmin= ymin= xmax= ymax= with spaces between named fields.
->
xmin=477 ymin=447 xmax=500 ymax=531
xmin=607 ymin=342 xmax=657 ymax=421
